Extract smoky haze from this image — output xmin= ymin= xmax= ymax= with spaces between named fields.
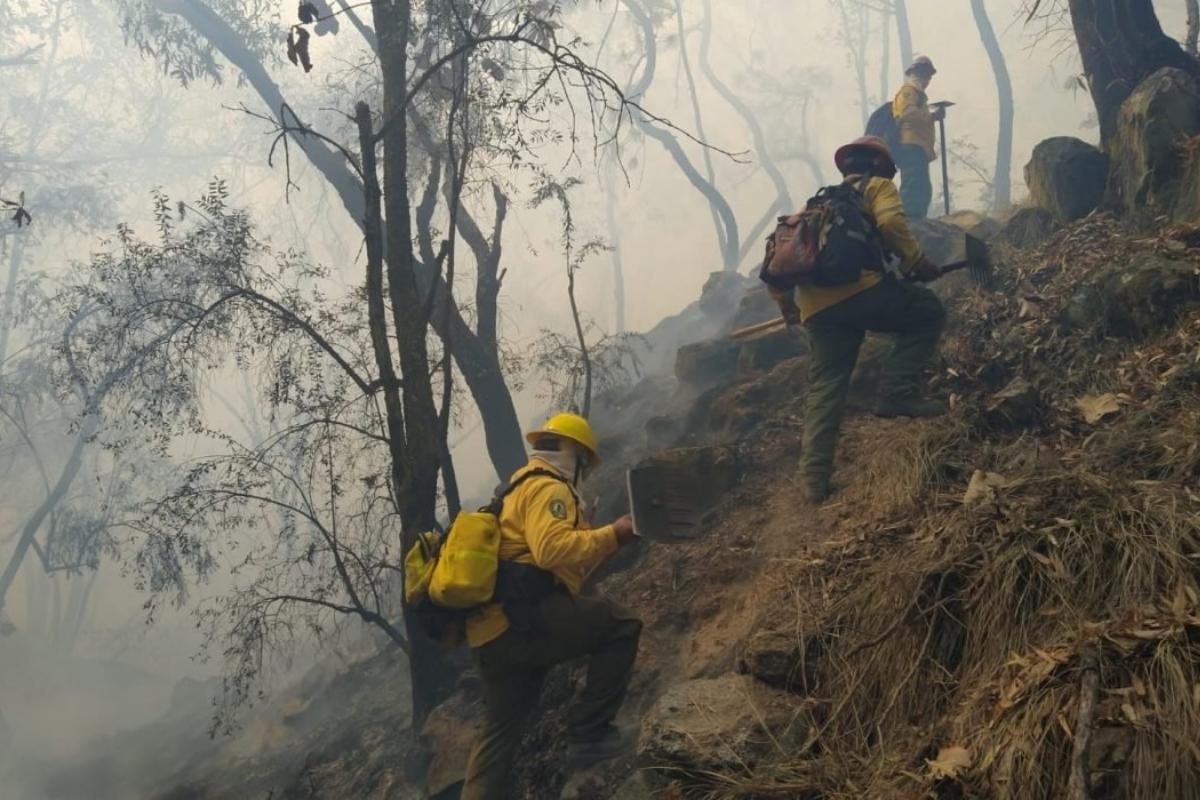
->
xmin=0 ymin=0 xmax=1183 ymax=797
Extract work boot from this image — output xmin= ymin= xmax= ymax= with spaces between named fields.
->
xmin=875 ymin=395 xmax=948 ymax=419
xmin=565 ymin=724 xmax=638 ymax=767
xmin=802 ymin=474 xmax=832 ymax=504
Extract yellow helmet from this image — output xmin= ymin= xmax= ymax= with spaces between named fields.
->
xmin=526 ymin=413 xmax=601 ymax=463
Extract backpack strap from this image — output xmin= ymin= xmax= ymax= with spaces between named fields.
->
xmin=484 ymin=468 xmax=574 ymax=517
xmin=486 ymin=467 xmax=580 ymax=567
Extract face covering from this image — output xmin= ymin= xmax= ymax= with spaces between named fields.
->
xmin=531 ymin=445 xmax=592 ymax=487
xmin=907 ymin=73 xmax=932 ymax=91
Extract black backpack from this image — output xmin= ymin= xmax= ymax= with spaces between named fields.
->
xmin=865 ymin=102 xmax=901 ymax=155
xmin=760 ymin=178 xmax=885 ymax=290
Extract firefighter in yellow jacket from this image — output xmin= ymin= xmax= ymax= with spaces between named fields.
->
xmin=461 ymin=413 xmax=640 ymax=799
xmin=892 ymin=55 xmax=942 ymax=219
xmin=771 ymin=137 xmax=946 ymax=502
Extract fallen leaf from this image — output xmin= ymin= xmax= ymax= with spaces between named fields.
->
xmin=1075 ymin=393 xmax=1122 ymax=425
xmin=964 ymin=470 xmax=1008 ymax=507
xmin=927 ymin=745 xmax=973 ymax=780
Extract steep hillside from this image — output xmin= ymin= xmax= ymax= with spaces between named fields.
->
xmin=41 ymin=213 xmax=1200 ymax=800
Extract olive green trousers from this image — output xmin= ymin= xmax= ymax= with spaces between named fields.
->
xmin=460 ymin=592 xmax=642 ymax=800
xmin=800 ymin=276 xmax=945 ymax=484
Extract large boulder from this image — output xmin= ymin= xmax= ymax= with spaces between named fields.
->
xmin=1025 ymin=137 xmax=1108 ymax=222
xmin=639 ymin=675 xmax=808 ymax=781
xmin=1109 ymin=68 xmax=1200 ymax=222
xmin=1064 ymin=252 xmax=1200 ymax=339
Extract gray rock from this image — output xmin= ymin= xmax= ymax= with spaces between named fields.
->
xmin=1064 ymin=252 xmax=1200 ymax=340
xmin=737 ymin=327 xmax=808 ymax=376
xmin=738 ymin=629 xmax=818 ymax=693
xmin=639 ymin=675 xmax=807 ymax=780
xmin=998 ymin=206 xmax=1061 ymax=249
xmin=674 ymin=338 xmax=740 ymax=388
xmin=911 ymin=217 xmax=968 ymax=266
xmin=699 ymin=271 xmax=755 ymax=318
xmin=729 ymin=285 xmax=782 ymax=332
xmin=1109 ymin=68 xmax=1200 ymax=222
xmin=1025 ymin=137 xmax=1108 ymax=222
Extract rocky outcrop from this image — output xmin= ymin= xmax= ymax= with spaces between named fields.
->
xmin=942 ymin=209 xmax=1002 ymax=241
xmin=998 ymin=206 xmax=1061 ymax=249
xmin=420 ymin=692 xmax=481 ymax=797
xmin=675 ymin=338 xmax=740 ymax=388
xmin=736 ymin=327 xmax=807 ymax=376
xmin=1064 ymin=252 xmax=1200 ymax=340
xmin=1025 ymin=137 xmax=1108 ymax=222
xmin=639 ymin=675 xmax=807 ymax=779
xmin=1109 ymin=68 xmax=1200 ymax=222
xmin=911 ymin=217 xmax=968 ymax=265
xmin=698 ymin=271 xmax=756 ymax=319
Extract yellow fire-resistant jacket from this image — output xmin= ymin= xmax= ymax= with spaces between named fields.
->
xmin=770 ymin=175 xmax=925 ymax=322
xmin=893 ymin=82 xmax=937 ymax=160
xmin=465 ymin=457 xmax=618 ymax=648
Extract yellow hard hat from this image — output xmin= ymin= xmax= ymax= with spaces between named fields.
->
xmin=526 ymin=413 xmax=600 ymax=463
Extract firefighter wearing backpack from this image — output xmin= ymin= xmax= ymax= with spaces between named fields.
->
xmin=892 ymin=55 xmax=943 ymax=219
xmin=461 ymin=413 xmax=641 ymax=800
xmin=765 ymin=136 xmax=946 ymax=503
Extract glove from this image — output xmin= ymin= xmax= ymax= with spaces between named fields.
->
xmin=911 ymin=257 xmax=942 ymax=283
xmin=931 ymin=106 xmax=946 ymax=122
xmin=781 ymin=304 xmax=802 ymax=326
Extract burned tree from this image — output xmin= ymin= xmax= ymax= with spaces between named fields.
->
xmin=1029 ymin=0 xmax=1200 ymax=145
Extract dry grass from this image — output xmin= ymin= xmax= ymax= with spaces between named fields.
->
xmin=663 ymin=218 xmax=1200 ymax=799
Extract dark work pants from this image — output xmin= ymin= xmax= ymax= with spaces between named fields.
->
xmin=897 ymin=143 xmax=933 ymax=220
xmin=460 ymin=592 xmax=642 ymax=800
xmin=799 ymin=276 xmax=945 ymax=484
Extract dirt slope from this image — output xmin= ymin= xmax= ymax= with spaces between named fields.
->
xmin=50 ymin=214 xmax=1200 ymax=800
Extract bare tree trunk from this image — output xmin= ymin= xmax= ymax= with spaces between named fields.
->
xmin=1067 ymin=0 xmax=1200 ymax=146
xmin=894 ymin=0 xmax=914 ymax=69
xmin=674 ymin=0 xmax=727 ymax=260
xmin=567 ymin=265 xmax=592 ymax=417
xmin=161 ymin=0 xmax=526 ymax=483
xmin=0 ymin=231 xmax=27 ymax=371
xmin=1188 ymin=0 xmax=1199 ymax=57
xmin=971 ymin=0 xmax=1014 ymax=209
xmin=880 ymin=5 xmax=892 ymax=103
xmin=603 ymin=161 xmax=626 ymax=333
xmin=0 ymin=417 xmax=95 ymax=613
xmin=624 ymin=0 xmax=739 ymax=271
xmin=699 ymin=0 xmax=793 ymax=263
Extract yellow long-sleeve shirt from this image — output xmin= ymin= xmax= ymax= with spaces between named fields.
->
xmin=893 ymin=82 xmax=936 ymax=159
xmin=770 ymin=175 xmax=925 ymax=322
xmin=465 ymin=458 xmax=619 ymax=648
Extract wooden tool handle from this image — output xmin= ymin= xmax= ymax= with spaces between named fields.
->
xmin=728 ymin=317 xmax=788 ymax=341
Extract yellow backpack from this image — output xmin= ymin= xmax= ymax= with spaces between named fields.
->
xmin=409 ymin=469 xmax=567 ymax=611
